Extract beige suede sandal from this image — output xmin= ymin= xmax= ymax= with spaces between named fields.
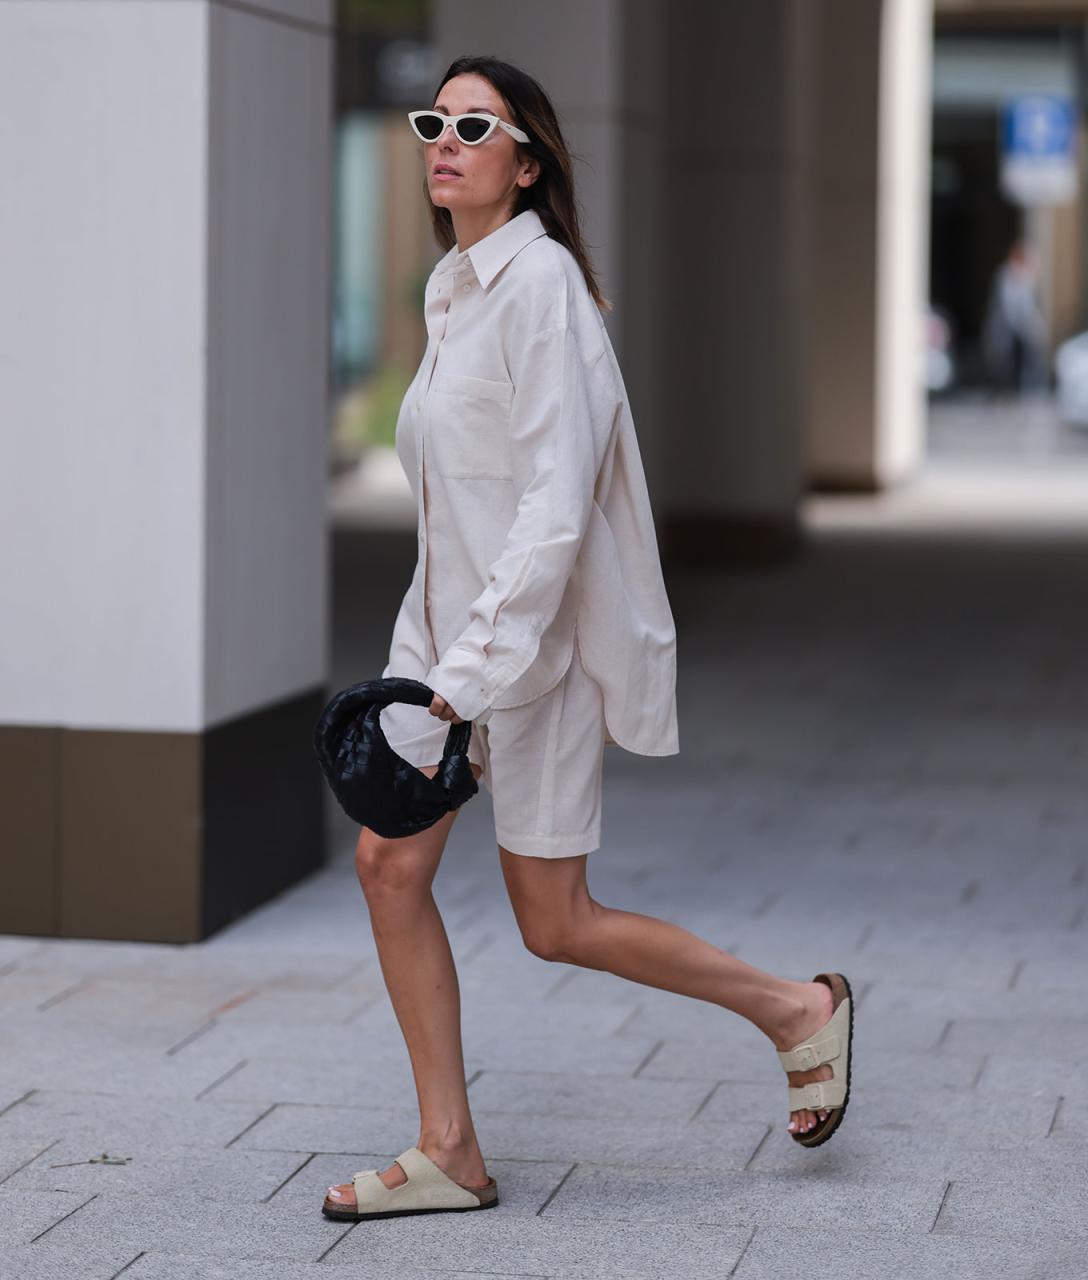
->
xmin=777 ymin=971 xmax=854 ymax=1148
xmin=321 ymin=1146 xmax=499 ymax=1221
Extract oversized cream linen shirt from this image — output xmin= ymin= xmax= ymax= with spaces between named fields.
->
xmin=382 ymin=206 xmax=679 ymax=757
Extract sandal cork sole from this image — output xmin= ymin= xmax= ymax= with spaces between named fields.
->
xmin=783 ymin=971 xmax=854 ymax=1148
xmin=321 ymin=1185 xmax=499 ymax=1222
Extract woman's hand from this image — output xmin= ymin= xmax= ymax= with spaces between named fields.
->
xmin=428 ymin=693 xmax=464 ymax=724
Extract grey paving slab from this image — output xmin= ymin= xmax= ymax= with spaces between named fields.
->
xmin=941 ymin=1013 xmax=1088 ymax=1060
xmin=540 ymin=1160 xmax=945 ymax=1232
xmin=207 ymin=985 xmax=379 ymax=1026
xmin=0 ymin=1185 xmax=95 ymax=1244
xmin=320 ymin=1214 xmax=752 ymax=1277
xmin=745 ymin=1126 xmax=1088 ymax=1183
xmin=466 ymin=1029 xmax=660 ymax=1078
xmin=741 ymin=940 xmax=1020 ymax=991
xmin=198 ymin=1053 xmax=426 ymax=1111
xmin=5 ymin=974 xmax=258 ymax=1026
xmin=0 ymin=1034 xmax=246 ymax=1102
xmin=122 ymin=1257 xmax=544 ymax=1280
xmin=0 ymin=1086 xmax=35 ymax=1115
xmin=0 ymin=936 xmax=43 ymax=969
xmin=1049 ymin=1097 xmax=1083 ymax=1139
xmin=5 ymin=1140 xmax=306 ymax=1202
xmin=1013 ymin=957 xmax=1088 ymax=992
xmin=4 ymin=1006 xmax=214 ymax=1054
xmin=464 ymin=1069 xmax=712 ymax=1121
xmin=156 ymin=1011 xmax=399 ymax=1063
xmin=934 ymin=1152 xmax=1088 ymax=1240
xmin=733 ymin=1225 xmax=1085 ymax=1280
xmin=0 ymin=1135 xmax=60 ymax=1184
xmin=0 ymin=1090 xmax=269 ymax=1151
xmin=0 ymin=1241 xmax=140 ymax=1280
xmin=0 ymin=973 xmax=107 ymax=1015
xmin=975 ymin=1049 xmax=1085 ymax=1097
xmin=6 ymin=937 xmax=344 ymax=985
xmin=24 ymin=1185 xmax=356 ymax=1265
xmin=352 ymin=990 xmax=641 ymax=1043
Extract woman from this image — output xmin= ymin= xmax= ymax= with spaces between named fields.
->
xmin=323 ymin=56 xmax=853 ymax=1222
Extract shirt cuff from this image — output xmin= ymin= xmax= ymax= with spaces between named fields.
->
xmin=424 ymin=657 xmax=491 ymax=724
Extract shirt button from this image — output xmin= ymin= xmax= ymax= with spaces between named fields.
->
xmin=462 ymin=283 xmax=471 ymax=293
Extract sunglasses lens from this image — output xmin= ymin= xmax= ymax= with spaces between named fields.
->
xmin=414 ymin=112 xmax=445 ymax=141
xmin=457 ymin=116 xmax=491 ymax=143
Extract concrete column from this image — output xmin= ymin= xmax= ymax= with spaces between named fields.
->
xmin=802 ymin=0 xmax=933 ymax=489
xmin=0 ymin=0 xmax=334 ymax=942
xmin=662 ymin=0 xmax=812 ymax=564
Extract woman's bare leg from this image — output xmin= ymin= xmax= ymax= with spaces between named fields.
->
xmin=499 ymin=847 xmax=837 ymax=1137
xmin=325 ymin=761 xmax=491 ymax=1211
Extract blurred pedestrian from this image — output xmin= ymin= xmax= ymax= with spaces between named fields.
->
xmin=982 ymin=237 xmax=1049 ymax=392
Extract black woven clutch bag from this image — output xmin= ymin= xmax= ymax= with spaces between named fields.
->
xmin=312 ymin=677 xmax=479 ymax=838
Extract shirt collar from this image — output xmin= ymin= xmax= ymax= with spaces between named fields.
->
xmin=434 ymin=207 xmax=549 ymax=289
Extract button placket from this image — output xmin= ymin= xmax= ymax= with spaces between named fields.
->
xmin=418 ymin=279 xmax=453 ymax=672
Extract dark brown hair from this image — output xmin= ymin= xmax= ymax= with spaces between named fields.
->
xmin=424 ymin=55 xmax=612 ymax=313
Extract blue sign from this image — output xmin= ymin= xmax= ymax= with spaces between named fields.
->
xmin=1002 ymin=94 xmax=1075 ymax=160
xmin=1000 ymin=94 xmax=1078 ymax=206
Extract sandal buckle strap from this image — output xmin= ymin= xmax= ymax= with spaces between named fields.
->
xmin=788 ymin=1079 xmax=846 ymax=1110
xmin=777 ymin=1030 xmax=840 ymax=1072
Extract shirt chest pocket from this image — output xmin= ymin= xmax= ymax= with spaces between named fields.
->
xmin=429 ymin=371 xmax=514 ymax=479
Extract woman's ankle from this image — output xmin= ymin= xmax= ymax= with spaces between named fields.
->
xmin=759 ymin=981 xmax=816 ymax=1049
xmin=418 ymin=1121 xmax=478 ymax=1153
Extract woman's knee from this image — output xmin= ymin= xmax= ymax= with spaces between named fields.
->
xmin=501 ymin=849 xmax=595 ymax=962
xmin=515 ymin=903 xmax=595 ymax=963
xmin=354 ymin=827 xmax=435 ymax=900
xmin=519 ymin=923 xmax=578 ymax=963
xmin=354 ymin=758 xmax=482 ymax=898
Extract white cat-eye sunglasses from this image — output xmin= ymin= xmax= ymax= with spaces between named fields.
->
xmin=408 ymin=109 xmax=531 ymax=146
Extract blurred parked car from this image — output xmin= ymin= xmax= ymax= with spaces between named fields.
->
xmin=924 ymin=304 xmax=956 ymax=393
xmin=1054 ymin=330 xmax=1088 ymax=428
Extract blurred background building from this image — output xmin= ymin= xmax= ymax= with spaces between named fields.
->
xmin=3 ymin=0 xmax=1087 ymax=942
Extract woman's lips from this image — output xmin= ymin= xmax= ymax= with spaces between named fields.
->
xmin=432 ymin=171 xmax=462 ymax=181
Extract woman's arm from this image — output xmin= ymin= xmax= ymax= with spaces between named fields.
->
xmin=425 ymin=319 xmax=615 ymax=723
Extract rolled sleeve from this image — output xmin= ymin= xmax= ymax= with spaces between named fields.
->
xmin=424 ymin=322 xmax=607 ymax=722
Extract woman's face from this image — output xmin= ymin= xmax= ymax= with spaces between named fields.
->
xmin=426 ymin=73 xmax=536 ymax=214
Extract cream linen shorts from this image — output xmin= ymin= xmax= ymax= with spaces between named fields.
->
xmin=379 ymin=635 xmax=606 ymax=857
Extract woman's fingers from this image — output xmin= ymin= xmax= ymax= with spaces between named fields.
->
xmin=428 ymin=695 xmax=463 ymax=724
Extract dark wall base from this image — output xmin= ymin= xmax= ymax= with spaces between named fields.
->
xmin=0 ymin=685 xmax=328 ymax=943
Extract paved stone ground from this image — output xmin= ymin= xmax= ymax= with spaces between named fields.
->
xmin=2 ymin=412 xmax=1086 ymax=1278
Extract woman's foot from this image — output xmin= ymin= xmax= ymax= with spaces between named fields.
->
xmin=769 ymin=978 xmax=836 ymax=1136
xmin=324 ymin=1138 xmax=492 ymax=1211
